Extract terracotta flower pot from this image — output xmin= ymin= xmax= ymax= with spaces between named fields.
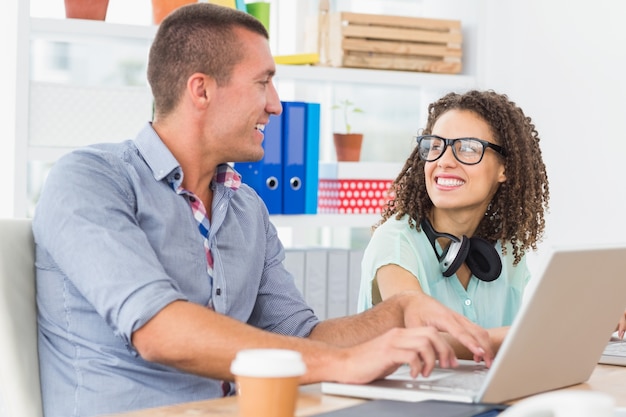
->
xmin=64 ymin=0 xmax=109 ymax=20
xmin=333 ymin=133 xmax=363 ymax=162
xmin=151 ymin=0 xmax=198 ymax=25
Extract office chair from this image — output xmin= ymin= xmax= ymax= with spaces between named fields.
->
xmin=0 ymin=218 xmax=43 ymax=417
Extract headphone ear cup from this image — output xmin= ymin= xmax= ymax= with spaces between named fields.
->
xmin=466 ymin=237 xmax=502 ymax=282
xmin=440 ymin=236 xmax=470 ymax=277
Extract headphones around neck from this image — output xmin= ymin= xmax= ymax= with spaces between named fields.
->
xmin=420 ymin=218 xmax=502 ymax=282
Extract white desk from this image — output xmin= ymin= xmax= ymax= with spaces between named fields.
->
xmin=107 ymin=364 xmax=626 ymax=416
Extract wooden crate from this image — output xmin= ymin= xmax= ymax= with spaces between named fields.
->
xmin=322 ymin=12 xmax=463 ymax=74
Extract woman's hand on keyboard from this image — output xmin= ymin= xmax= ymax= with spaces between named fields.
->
xmin=616 ymin=308 xmax=626 ymax=339
xmin=399 ymin=290 xmax=494 ymax=367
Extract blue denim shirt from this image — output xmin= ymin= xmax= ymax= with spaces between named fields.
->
xmin=33 ymin=123 xmax=319 ymax=417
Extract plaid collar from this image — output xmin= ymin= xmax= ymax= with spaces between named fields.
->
xmin=215 ymin=163 xmax=241 ymax=191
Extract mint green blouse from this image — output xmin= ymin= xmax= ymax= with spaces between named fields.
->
xmin=358 ymin=214 xmax=531 ymax=328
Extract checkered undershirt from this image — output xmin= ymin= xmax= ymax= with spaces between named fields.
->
xmin=170 ymin=164 xmax=241 ymax=305
xmin=170 ymin=164 xmax=241 ymax=396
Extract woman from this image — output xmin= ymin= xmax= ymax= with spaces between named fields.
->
xmin=358 ymin=90 xmax=550 ymax=356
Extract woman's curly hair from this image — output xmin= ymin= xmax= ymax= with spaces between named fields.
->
xmin=375 ymin=90 xmax=550 ymax=265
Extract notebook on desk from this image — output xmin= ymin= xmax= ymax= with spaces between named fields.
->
xmin=322 ymin=245 xmax=626 ymax=404
xmin=313 ymin=399 xmax=508 ymax=417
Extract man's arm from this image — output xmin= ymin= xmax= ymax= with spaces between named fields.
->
xmin=309 ymin=291 xmax=494 ymax=367
xmin=132 ymin=299 xmax=459 ymax=385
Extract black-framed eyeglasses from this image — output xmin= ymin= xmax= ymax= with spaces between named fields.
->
xmin=415 ymin=134 xmax=506 ymax=165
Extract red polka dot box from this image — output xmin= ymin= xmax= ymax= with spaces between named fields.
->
xmin=317 ymin=162 xmax=400 ymax=215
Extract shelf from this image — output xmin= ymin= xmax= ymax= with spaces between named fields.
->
xmin=28 ymin=17 xmax=476 ymax=91
xmin=275 ymin=64 xmax=476 ymax=90
xmin=319 ymin=161 xmax=402 ymax=179
xmin=30 ymin=17 xmax=157 ymax=41
xmin=19 ymin=13 xmax=474 ymax=228
xmin=270 ymin=213 xmax=380 ymax=229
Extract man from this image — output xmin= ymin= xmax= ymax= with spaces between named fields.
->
xmin=33 ymin=4 xmax=492 ymax=417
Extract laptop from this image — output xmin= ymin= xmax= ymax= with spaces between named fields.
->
xmin=322 ymin=245 xmax=626 ymax=404
xmin=599 ymin=332 xmax=626 ymax=366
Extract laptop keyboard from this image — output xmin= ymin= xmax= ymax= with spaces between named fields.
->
xmin=603 ymin=340 xmax=626 ymax=356
xmin=381 ymin=363 xmax=488 ymax=394
xmin=416 ymin=369 xmax=488 ymax=393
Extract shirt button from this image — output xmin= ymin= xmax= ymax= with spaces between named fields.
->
xmin=464 ymin=299 xmax=472 ymax=306
xmin=174 ymin=173 xmax=181 ymax=180
xmin=189 ymin=196 xmax=196 ymax=202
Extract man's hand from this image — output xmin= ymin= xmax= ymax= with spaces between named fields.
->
xmin=332 ymin=326 xmax=457 ymax=384
xmin=399 ymin=290 xmax=494 ymax=367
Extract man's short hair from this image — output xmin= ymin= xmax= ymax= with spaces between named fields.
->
xmin=147 ymin=3 xmax=268 ymax=118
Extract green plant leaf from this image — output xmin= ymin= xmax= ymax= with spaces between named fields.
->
xmin=333 ymin=99 xmax=365 ymax=134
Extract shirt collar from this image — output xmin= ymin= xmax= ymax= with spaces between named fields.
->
xmin=134 ymin=122 xmax=242 ymax=191
xmin=134 ymin=122 xmax=180 ymax=182
xmin=216 ymin=164 xmax=242 ymax=191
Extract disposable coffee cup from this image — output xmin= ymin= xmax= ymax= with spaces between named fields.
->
xmin=230 ymin=349 xmax=306 ymax=417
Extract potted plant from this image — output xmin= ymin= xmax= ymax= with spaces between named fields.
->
xmin=151 ymin=0 xmax=197 ymax=25
xmin=64 ymin=0 xmax=109 ymax=20
xmin=332 ymin=99 xmax=364 ymax=162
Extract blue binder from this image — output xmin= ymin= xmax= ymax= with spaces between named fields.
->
xmin=304 ymin=102 xmax=320 ymax=214
xmin=281 ymin=101 xmax=307 ymax=215
xmin=233 ymin=113 xmax=283 ymax=214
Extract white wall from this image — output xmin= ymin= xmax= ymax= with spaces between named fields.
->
xmin=4 ymin=0 xmax=626 ymax=255
xmin=0 ymin=0 xmax=18 ymax=218
xmin=481 ymin=0 xmax=626 ymax=255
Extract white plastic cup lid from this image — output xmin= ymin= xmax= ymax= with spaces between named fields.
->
xmin=230 ymin=349 xmax=307 ymax=378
